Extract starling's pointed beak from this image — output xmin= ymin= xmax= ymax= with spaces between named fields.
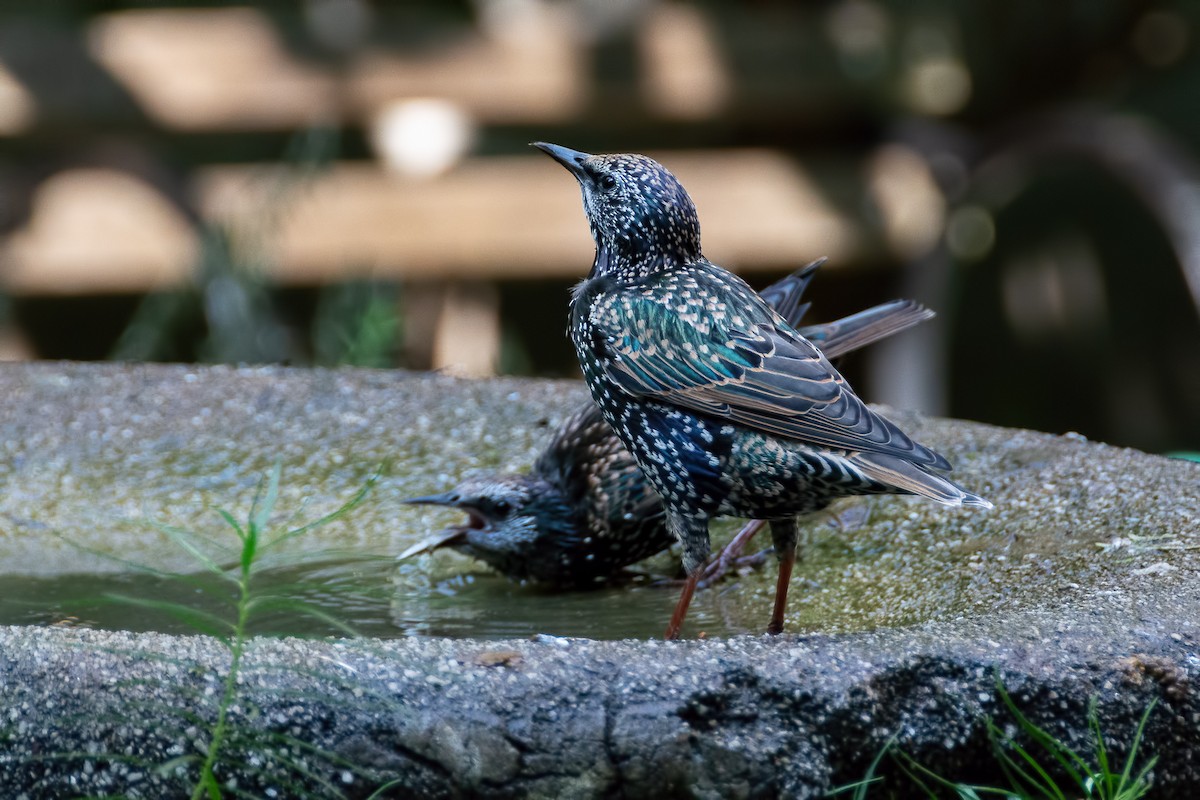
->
xmin=532 ymin=142 xmax=592 ymax=180
xmin=403 ymin=490 xmax=482 ymax=559
xmin=397 ymin=528 xmax=468 ymax=560
xmin=404 ymin=491 xmax=460 ymax=508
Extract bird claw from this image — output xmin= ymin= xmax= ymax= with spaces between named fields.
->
xmin=696 ymin=548 xmax=770 ymax=589
xmin=649 ymin=547 xmax=770 ymax=589
xmin=696 ymin=518 xmax=769 ymax=588
xmin=650 ymin=518 xmax=772 ymax=589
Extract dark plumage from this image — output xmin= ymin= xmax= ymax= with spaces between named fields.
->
xmin=402 ymin=261 xmax=934 ymax=587
xmin=534 ymin=142 xmax=990 ymax=638
xmin=402 ymin=403 xmax=665 ymax=586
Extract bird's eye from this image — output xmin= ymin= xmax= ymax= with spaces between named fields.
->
xmin=600 ymin=174 xmax=617 ymax=191
xmin=494 ymin=500 xmax=510 ymax=513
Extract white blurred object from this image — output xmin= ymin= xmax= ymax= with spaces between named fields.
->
xmin=370 ymin=99 xmax=476 ymax=178
xmin=867 ymin=144 xmax=945 ymax=259
xmin=0 ymin=61 xmax=35 ymax=134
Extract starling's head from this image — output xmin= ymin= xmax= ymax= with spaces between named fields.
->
xmin=533 ymin=142 xmax=701 ymax=267
xmin=400 ymin=473 xmax=575 ymax=581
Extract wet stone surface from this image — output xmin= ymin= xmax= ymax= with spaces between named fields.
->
xmin=0 ymin=362 xmax=1198 ymax=796
xmin=1 ymin=361 xmax=1197 ymax=638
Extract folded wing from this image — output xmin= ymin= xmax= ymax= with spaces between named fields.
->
xmin=592 ymin=267 xmax=951 ymax=470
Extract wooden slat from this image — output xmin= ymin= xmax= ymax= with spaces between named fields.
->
xmin=0 ymin=151 xmax=863 ymax=295
xmin=87 ymin=6 xmax=585 ymax=130
xmin=1 ymin=168 xmax=197 ymax=295
xmin=88 ymin=8 xmax=338 ymax=131
xmin=194 ymin=150 xmax=860 ymax=283
xmin=85 ymin=7 xmax=847 ymax=133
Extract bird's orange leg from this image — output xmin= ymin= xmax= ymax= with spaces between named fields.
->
xmin=664 ymin=570 xmax=701 ymax=640
xmin=766 ymin=545 xmax=795 ymax=635
xmin=766 ymin=518 xmax=800 ymax=635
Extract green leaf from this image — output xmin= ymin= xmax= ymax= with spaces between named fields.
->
xmin=102 ymin=593 xmax=235 ymax=644
xmin=250 ymin=460 xmax=283 ymax=535
xmin=216 ymin=509 xmax=245 ymax=541
xmin=266 ymin=464 xmax=382 ymax=549
xmin=152 ymin=521 xmax=229 ymax=579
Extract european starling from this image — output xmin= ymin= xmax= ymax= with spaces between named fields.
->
xmin=534 ymin=142 xmax=991 ymax=638
xmin=401 ymin=260 xmax=934 ymax=587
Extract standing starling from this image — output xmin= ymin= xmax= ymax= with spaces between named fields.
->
xmin=401 ymin=260 xmax=934 ymax=587
xmin=534 ymin=142 xmax=990 ymax=638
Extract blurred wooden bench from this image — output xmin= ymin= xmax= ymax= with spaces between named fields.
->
xmin=0 ymin=152 xmax=863 ymax=372
xmin=0 ymin=4 xmax=880 ymax=373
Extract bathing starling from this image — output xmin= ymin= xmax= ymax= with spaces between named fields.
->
xmin=401 ymin=260 xmax=935 ymax=587
xmin=534 ymin=142 xmax=991 ymax=638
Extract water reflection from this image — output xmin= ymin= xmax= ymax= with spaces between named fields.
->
xmin=390 ymin=568 xmax=751 ymax=640
xmin=0 ymin=554 xmax=754 ymax=641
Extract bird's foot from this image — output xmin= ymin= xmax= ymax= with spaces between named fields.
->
xmin=697 ymin=549 xmax=770 ymax=589
xmin=697 ymin=519 xmax=768 ymax=588
xmin=650 ymin=519 xmax=772 ymax=589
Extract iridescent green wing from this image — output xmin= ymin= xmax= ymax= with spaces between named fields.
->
xmin=588 ymin=264 xmax=949 ymax=469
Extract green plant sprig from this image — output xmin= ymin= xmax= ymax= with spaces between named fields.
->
xmin=829 ymin=680 xmax=1159 ymax=800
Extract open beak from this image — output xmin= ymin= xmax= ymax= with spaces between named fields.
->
xmin=397 ymin=527 xmax=468 ymax=560
xmin=531 ymin=142 xmax=592 ymax=181
xmin=400 ymin=491 xmax=488 ymax=560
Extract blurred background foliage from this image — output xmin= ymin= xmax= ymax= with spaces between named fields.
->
xmin=0 ymin=0 xmax=1196 ymax=454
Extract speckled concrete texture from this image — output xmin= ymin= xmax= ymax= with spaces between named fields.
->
xmin=0 ymin=613 xmax=1196 ymax=797
xmin=0 ymin=362 xmax=1198 ymax=797
xmin=0 ymin=362 xmax=565 ymax=575
xmin=2 ymin=361 xmax=1197 ymax=637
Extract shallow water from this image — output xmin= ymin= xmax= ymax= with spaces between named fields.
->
xmin=0 ymin=554 xmax=759 ymax=641
xmin=0 ymin=486 xmax=1121 ymax=642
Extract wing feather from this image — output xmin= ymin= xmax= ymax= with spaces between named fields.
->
xmin=592 ymin=263 xmax=950 ymax=470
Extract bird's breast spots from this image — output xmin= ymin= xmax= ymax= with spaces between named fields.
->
xmin=589 ymin=327 xmax=616 ymax=361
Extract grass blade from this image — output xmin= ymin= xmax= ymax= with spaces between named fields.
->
xmin=266 ymin=465 xmax=382 ymax=549
xmin=153 ymin=521 xmax=230 ymax=578
xmin=1116 ymin=698 xmax=1159 ymax=799
xmin=250 ymin=460 xmax=283 ymax=536
xmin=102 ymin=593 xmax=235 ymax=642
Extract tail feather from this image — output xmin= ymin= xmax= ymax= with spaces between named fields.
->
xmin=759 ymin=258 xmax=824 ymax=327
xmin=807 ymin=300 xmax=936 ymax=360
xmin=852 ymin=451 xmax=992 ymax=508
xmin=757 ymin=258 xmax=934 ymax=360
